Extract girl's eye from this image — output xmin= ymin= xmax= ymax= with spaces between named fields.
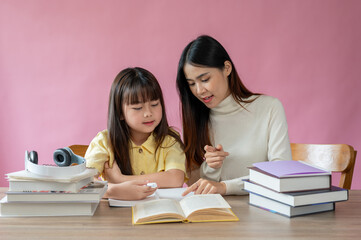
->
xmin=151 ymin=100 xmax=160 ymax=107
xmin=132 ymin=107 xmax=142 ymax=110
xmin=201 ymin=78 xmax=210 ymax=83
xmin=187 ymin=82 xmax=195 ymax=87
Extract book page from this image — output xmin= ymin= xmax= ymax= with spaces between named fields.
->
xmin=109 ymin=188 xmax=193 ymax=207
xmin=133 ymin=199 xmax=185 ymax=222
xmin=109 ymin=194 xmax=159 ymax=207
xmin=156 ymin=188 xmax=194 ymax=201
xmin=179 ymin=194 xmax=231 ymax=218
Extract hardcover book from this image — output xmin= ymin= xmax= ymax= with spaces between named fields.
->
xmin=249 ymin=193 xmax=335 ymax=218
xmin=132 ymin=194 xmax=239 ymax=225
xmin=244 ymin=180 xmax=348 ymax=206
xmin=0 ymin=196 xmax=100 ymax=217
xmin=249 ymin=161 xmax=331 ymax=192
xmin=6 ymin=168 xmax=97 ymax=182
xmin=8 ymin=176 xmax=93 ymax=193
xmin=6 ymin=181 xmax=107 ymax=202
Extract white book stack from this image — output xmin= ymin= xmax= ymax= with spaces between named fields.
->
xmin=244 ymin=161 xmax=348 ymax=218
xmin=0 ymin=165 xmax=107 ymax=217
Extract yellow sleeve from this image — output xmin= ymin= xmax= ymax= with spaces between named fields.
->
xmin=84 ymin=130 xmax=114 ymax=175
xmin=157 ymin=135 xmax=187 ymax=178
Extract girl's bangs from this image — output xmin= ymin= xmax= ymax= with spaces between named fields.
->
xmin=123 ymin=81 xmax=160 ymax=105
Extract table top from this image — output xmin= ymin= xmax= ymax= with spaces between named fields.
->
xmin=0 ymin=188 xmax=360 ymax=240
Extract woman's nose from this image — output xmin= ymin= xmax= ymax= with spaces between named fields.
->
xmin=196 ymin=83 xmax=206 ymax=95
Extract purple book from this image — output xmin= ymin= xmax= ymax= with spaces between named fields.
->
xmin=253 ymin=161 xmax=331 ymax=178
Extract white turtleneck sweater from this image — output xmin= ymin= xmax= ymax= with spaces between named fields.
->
xmin=200 ymin=94 xmax=292 ymax=195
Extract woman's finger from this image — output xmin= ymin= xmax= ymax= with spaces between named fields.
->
xmin=195 ymin=180 xmax=207 ymax=195
xmin=182 ymin=181 xmax=199 ymax=196
xmin=208 ymin=162 xmax=222 ymax=169
xmin=201 ymin=183 xmax=213 ymax=194
xmin=205 ymin=152 xmax=229 ymax=160
xmin=206 ymin=156 xmax=226 ymax=163
xmin=204 ymin=145 xmax=217 ymax=152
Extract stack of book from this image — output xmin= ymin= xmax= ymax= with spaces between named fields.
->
xmin=0 ymin=167 xmax=107 ymax=217
xmin=244 ymin=160 xmax=348 ymax=217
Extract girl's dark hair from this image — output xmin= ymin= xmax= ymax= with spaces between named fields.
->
xmin=176 ymin=35 xmax=258 ymax=169
xmin=108 ymin=67 xmax=183 ymax=175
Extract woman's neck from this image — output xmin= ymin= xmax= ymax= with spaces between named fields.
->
xmin=210 ymin=94 xmax=241 ymax=115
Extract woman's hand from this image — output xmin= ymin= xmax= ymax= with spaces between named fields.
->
xmin=104 ymin=180 xmax=157 ymax=200
xmin=182 ymin=178 xmax=227 ymax=196
xmin=204 ymin=144 xmax=229 ymax=169
xmin=103 ymin=161 xmax=124 ymax=183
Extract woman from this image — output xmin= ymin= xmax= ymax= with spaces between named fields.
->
xmin=177 ymin=35 xmax=292 ymax=196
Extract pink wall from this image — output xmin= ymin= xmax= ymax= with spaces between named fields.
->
xmin=1 ymin=0 xmax=360 ymax=188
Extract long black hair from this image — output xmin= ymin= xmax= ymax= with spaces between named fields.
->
xmin=108 ymin=67 xmax=183 ymax=175
xmin=176 ymin=35 xmax=258 ymax=169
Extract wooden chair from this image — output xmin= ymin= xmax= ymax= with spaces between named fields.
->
xmin=291 ymin=143 xmax=357 ymax=189
xmin=69 ymin=145 xmax=89 ymax=157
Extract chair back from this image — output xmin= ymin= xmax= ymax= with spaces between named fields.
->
xmin=291 ymin=143 xmax=357 ymax=189
xmin=69 ymin=145 xmax=89 ymax=157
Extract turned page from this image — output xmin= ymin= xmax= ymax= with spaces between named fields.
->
xmin=179 ymin=194 xmax=231 ymax=218
xmin=133 ymin=199 xmax=185 ymax=221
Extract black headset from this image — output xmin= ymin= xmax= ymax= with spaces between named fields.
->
xmin=27 ymin=147 xmax=85 ymax=167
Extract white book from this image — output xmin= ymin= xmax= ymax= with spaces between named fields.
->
xmin=249 ymin=161 xmax=331 ymax=193
xmin=6 ymin=181 xmax=107 ymax=202
xmin=8 ymin=176 xmax=93 ymax=193
xmin=6 ymin=168 xmax=97 ymax=183
xmin=0 ymin=196 xmax=100 ymax=217
xmin=244 ymin=180 xmax=348 ymax=206
xmin=249 ymin=193 xmax=335 ymax=218
xmin=108 ymin=188 xmax=193 ymax=207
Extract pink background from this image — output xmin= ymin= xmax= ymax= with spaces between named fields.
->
xmin=1 ymin=0 xmax=360 ymax=188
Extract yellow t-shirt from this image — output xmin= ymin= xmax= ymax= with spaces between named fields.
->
xmin=84 ymin=130 xmax=186 ymax=178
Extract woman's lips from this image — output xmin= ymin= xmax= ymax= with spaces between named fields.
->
xmin=202 ymin=95 xmax=214 ymax=103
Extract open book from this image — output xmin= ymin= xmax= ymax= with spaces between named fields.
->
xmin=132 ymin=194 xmax=239 ymax=225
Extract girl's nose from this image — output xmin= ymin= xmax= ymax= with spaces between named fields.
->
xmin=144 ymin=107 xmax=152 ymax=117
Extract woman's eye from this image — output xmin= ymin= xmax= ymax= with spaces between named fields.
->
xmin=201 ymin=78 xmax=210 ymax=83
xmin=188 ymin=82 xmax=195 ymax=86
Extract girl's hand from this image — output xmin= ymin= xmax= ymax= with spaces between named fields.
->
xmin=204 ymin=144 xmax=229 ymax=169
xmin=182 ymin=178 xmax=227 ymax=196
xmin=105 ymin=180 xmax=157 ymax=200
xmin=103 ymin=161 xmax=124 ymax=183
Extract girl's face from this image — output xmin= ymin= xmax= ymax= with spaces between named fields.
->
xmin=183 ymin=61 xmax=232 ymax=109
xmin=122 ymin=99 xmax=162 ymax=144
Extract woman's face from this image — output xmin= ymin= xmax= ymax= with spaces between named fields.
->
xmin=183 ymin=61 xmax=232 ymax=109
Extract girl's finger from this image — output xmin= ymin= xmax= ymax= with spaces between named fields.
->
xmin=132 ymin=179 xmax=149 ymax=186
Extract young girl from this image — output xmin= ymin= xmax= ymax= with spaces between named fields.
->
xmin=85 ymin=67 xmax=186 ymax=200
xmin=178 ymin=35 xmax=292 ymax=196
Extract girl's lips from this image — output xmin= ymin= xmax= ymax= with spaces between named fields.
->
xmin=202 ymin=95 xmax=214 ymax=103
xmin=143 ymin=121 xmax=155 ymax=126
